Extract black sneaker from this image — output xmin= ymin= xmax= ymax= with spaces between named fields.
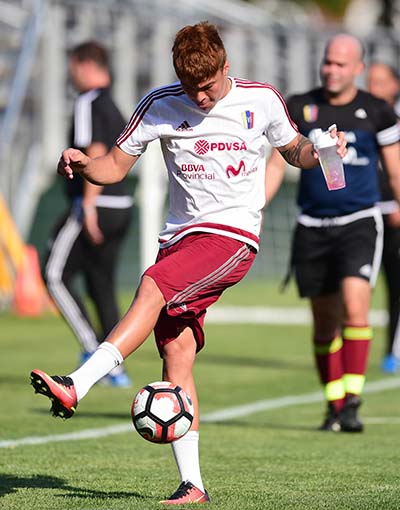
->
xmin=318 ymin=402 xmax=341 ymax=432
xmin=339 ymin=395 xmax=363 ymax=433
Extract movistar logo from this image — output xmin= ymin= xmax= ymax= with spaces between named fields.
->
xmin=226 ymin=160 xmax=245 ymax=178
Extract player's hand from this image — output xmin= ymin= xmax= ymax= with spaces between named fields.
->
xmin=386 ymin=210 xmax=400 ymax=228
xmin=312 ymin=125 xmax=347 ymax=160
xmin=329 ymin=125 xmax=347 ymax=159
xmin=57 ymin=148 xmax=90 ymax=180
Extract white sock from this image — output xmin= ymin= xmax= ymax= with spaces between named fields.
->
xmin=68 ymin=342 xmax=123 ymax=400
xmin=171 ymin=430 xmax=204 ymax=492
xmin=109 ymin=364 xmax=126 ymax=377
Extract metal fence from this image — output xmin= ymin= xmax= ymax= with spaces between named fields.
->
xmin=2 ymin=0 xmax=400 ymax=283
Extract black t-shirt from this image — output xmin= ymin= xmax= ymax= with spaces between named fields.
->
xmin=66 ymin=87 xmax=129 ymax=201
xmin=287 ymin=88 xmax=399 ymax=217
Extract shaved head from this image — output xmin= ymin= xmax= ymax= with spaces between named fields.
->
xmin=320 ymin=33 xmax=365 ymax=104
xmin=325 ymin=34 xmax=364 ymax=63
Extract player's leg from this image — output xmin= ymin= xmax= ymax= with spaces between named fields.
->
xmin=310 ymin=293 xmax=346 ymax=430
xmin=292 ymin=223 xmax=345 ymax=430
xmin=84 ymin=239 xmax=120 ymax=339
xmin=162 ymin=328 xmax=199 ymax=430
xmin=31 ymin=275 xmax=166 ymax=417
xmin=340 ymin=276 xmax=372 ymax=432
xmin=150 ymin=235 xmax=254 ymax=504
xmin=84 ymin=207 xmax=133 ymax=385
xmin=43 ymin=212 xmax=99 ymax=354
xmin=338 ymin=211 xmax=383 ymax=432
xmin=159 ymin=326 xmax=209 ymax=505
xmin=32 ymin=233 xmax=255 ymax=421
xmin=85 ymin=206 xmax=132 ymax=338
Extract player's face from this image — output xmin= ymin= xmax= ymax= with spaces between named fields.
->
xmin=320 ymin=42 xmax=363 ymax=97
xmin=68 ymin=58 xmax=92 ymax=92
xmin=182 ymin=62 xmax=230 ymax=111
xmin=367 ymin=65 xmax=399 ymax=106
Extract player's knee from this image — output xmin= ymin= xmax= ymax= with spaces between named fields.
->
xmin=163 ymin=338 xmax=195 ymax=369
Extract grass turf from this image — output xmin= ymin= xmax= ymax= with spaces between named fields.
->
xmin=1 ymin=279 xmax=399 ymax=509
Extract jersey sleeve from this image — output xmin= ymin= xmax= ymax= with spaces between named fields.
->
xmin=374 ymin=99 xmax=400 ymax=146
xmin=116 ymin=92 xmax=161 ymax=156
xmin=264 ymin=88 xmax=298 ymax=147
xmin=73 ymin=91 xmax=99 ymax=148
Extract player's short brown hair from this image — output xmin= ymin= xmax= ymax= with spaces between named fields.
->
xmin=172 ymin=22 xmax=227 ymax=86
xmin=69 ymin=40 xmax=109 ymax=70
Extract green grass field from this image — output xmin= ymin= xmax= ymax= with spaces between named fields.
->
xmin=1 ymin=279 xmax=400 ymax=509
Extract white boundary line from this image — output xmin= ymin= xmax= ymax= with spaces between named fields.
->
xmin=207 ymin=306 xmax=388 ymax=326
xmin=1 ymin=376 xmax=399 ymax=449
xmin=364 ymin=418 xmax=400 ymax=424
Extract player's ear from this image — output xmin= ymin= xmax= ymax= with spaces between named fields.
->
xmin=223 ymin=61 xmax=229 ymax=76
xmin=356 ymin=60 xmax=365 ymax=77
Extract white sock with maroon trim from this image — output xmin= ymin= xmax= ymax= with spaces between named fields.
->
xmin=68 ymin=342 xmax=123 ymax=400
xmin=171 ymin=430 xmax=205 ymax=492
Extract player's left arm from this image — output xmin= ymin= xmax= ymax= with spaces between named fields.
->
xmin=58 ymin=145 xmax=138 ymax=183
xmin=380 ymin=142 xmax=400 ymax=204
xmin=82 ymin=141 xmax=108 ymax=245
xmin=276 ymin=130 xmax=347 ymax=169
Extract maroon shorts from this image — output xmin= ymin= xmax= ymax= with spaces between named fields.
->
xmin=144 ymin=233 xmax=256 ymax=355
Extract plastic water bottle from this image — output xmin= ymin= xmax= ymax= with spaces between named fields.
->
xmin=314 ymin=124 xmax=346 ymax=191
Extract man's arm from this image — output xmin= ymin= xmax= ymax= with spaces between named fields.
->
xmin=276 ymin=131 xmax=347 ymax=169
xmin=57 ymin=145 xmax=138 ymax=184
xmin=266 ymin=129 xmax=347 ymax=203
xmin=277 ymin=133 xmax=315 ymax=169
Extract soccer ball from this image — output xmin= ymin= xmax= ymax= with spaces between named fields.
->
xmin=131 ymin=381 xmax=194 ymax=443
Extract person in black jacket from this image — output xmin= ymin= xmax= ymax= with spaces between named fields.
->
xmin=43 ymin=41 xmax=133 ymax=386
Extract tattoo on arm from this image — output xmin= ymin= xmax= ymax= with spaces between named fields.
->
xmin=280 ymin=135 xmax=313 ymax=167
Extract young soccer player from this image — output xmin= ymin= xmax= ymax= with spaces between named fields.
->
xmin=30 ymin=22 xmax=346 ymax=504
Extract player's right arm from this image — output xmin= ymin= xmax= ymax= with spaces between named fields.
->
xmin=57 ymin=145 xmax=139 ymax=184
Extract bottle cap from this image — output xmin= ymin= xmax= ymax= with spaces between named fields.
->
xmin=314 ymin=125 xmax=337 ymax=149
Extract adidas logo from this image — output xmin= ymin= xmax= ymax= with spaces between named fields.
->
xmin=176 ymin=120 xmax=192 ymax=131
xmin=359 ymin=264 xmax=372 ymax=277
xmin=355 ymin=108 xmax=367 ymax=119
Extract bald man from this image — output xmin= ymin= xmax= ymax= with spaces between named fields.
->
xmin=367 ymin=62 xmax=400 ymax=373
xmin=266 ymin=34 xmax=400 ymax=432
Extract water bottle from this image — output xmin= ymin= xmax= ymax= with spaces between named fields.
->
xmin=314 ymin=124 xmax=346 ymax=191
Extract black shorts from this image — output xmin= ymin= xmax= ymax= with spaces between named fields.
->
xmin=292 ymin=208 xmax=383 ymax=298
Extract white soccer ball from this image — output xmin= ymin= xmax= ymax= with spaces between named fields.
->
xmin=131 ymin=381 xmax=194 ymax=443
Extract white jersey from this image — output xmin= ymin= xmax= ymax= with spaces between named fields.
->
xmin=117 ymin=77 xmax=297 ymax=250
